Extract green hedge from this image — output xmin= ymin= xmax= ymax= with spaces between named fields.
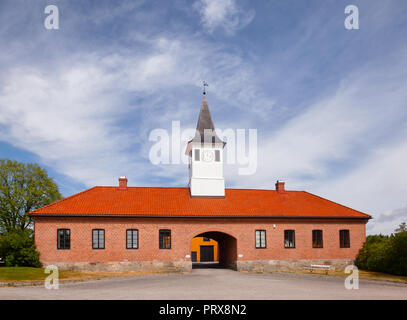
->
xmin=0 ymin=229 xmax=41 ymax=267
xmin=356 ymin=225 xmax=407 ymax=276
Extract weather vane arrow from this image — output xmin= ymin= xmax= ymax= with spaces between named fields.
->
xmin=203 ymin=81 xmax=208 ymax=95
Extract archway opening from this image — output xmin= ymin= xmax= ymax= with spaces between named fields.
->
xmin=190 ymin=231 xmax=237 ymax=270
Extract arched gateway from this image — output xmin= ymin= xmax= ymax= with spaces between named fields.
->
xmin=190 ymin=231 xmax=237 ymax=270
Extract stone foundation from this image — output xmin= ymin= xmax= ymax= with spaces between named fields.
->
xmin=236 ymin=259 xmax=355 ymax=272
xmin=44 ymin=259 xmax=192 ymax=273
xmin=43 ymin=259 xmax=354 ymax=273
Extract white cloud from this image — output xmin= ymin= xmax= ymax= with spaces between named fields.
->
xmin=1 ymin=1 xmax=406 ymax=237
xmin=0 ymin=34 xmax=270 ymax=190
xmin=0 ymin=64 xmax=138 ymax=187
xmin=224 ymin=48 xmax=407 ymax=235
xmin=379 ymin=205 xmax=407 ymax=223
xmin=194 ymin=0 xmax=255 ymax=34
xmin=313 ymin=141 xmax=407 ymax=235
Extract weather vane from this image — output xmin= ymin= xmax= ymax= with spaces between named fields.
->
xmin=203 ymin=81 xmax=209 ymax=95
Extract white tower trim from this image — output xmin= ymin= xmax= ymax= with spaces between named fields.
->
xmin=186 ymin=95 xmax=226 ymax=197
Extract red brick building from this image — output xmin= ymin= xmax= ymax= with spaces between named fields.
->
xmin=30 ymin=95 xmax=371 ymax=272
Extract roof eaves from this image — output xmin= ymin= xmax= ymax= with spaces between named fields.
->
xmin=29 ymin=213 xmax=372 ymax=219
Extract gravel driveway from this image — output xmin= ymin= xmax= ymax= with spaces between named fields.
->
xmin=1 ymin=268 xmax=406 ymax=300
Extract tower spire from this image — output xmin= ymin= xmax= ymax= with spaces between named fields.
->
xmin=190 ymin=92 xmax=225 ymax=145
xmin=186 ymin=90 xmax=226 ymax=197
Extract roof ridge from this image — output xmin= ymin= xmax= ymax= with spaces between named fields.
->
xmin=90 ymin=186 xmax=304 ymax=192
xmin=226 ymin=188 xmax=302 ymax=192
xmin=92 ymin=186 xmax=190 ymax=189
xmin=29 ymin=186 xmax=98 ymax=214
xmin=302 ymin=191 xmax=371 ymax=218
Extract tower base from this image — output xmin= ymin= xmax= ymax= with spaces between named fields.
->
xmin=189 ymin=178 xmax=225 ymax=197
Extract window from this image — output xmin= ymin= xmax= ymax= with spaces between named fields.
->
xmin=284 ymin=230 xmax=295 ymax=248
xmin=215 ymin=150 xmax=220 ymax=162
xmin=126 ymin=229 xmax=138 ymax=249
xmin=312 ymin=230 xmax=323 ymax=248
xmin=340 ymin=230 xmax=350 ymax=248
xmin=203 ymin=237 xmax=210 ymax=242
xmin=194 ymin=149 xmax=200 ymax=161
xmin=92 ymin=229 xmax=105 ymax=249
xmin=57 ymin=229 xmax=70 ymax=250
xmin=255 ymin=230 xmax=266 ymax=248
xmin=159 ymin=229 xmax=171 ymax=249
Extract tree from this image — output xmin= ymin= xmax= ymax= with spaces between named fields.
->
xmin=386 ymin=230 xmax=407 ymax=276
xmin=0 ymin=159 xmax=62 ymax=233
xmin=395 ymin=222 xmax=407 ymax=233
xmin=356 ymin=224 xmax=407 ymax=276
xmin=355 ymin=235 xmax=389 ymax=271
xmin=0 ymin=229 xmax=41 ymax=267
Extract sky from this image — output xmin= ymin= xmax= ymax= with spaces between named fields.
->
xmin=0 ymin=0 xmax=406 ymax=235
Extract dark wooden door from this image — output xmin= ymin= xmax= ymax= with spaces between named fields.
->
xmin=191 ymin=251 xmax=197 ymax=262
xmin=200 ymin=245 xmax=214 ymax=262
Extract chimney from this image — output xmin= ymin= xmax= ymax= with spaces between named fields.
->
xmin=118 ymin=176 xmax=128 ymax=190
xmin=275 ymin=180 xmax=286 ymax=193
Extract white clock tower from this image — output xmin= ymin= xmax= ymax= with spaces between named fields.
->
xmin=186 ymin=93 xmax=226 ymax=197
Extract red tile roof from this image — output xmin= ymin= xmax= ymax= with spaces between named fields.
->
xmin=29 ymin=187 xmax=371 ymax=219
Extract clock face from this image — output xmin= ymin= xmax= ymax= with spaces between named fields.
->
xmin=202 ymin=150 xmax=214 ymax=162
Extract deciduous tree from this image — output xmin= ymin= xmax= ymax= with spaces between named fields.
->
xmin=395 ymin=222 xmax=407 ymax=233
xmin=0 ymin=159 xmax=62 ymax=233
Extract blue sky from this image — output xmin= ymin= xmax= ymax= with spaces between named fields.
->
xmin=0 ymin=0 xmax=406 ymax=234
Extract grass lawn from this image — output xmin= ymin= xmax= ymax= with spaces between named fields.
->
xmin=277 ymin=269 xmax=407 ymax=283
xmin=0 ymin=267 xmax=84 ymax=281
xmin=0 ymin=267 xmax=173 ymax=283
xmin=330 ymin=269 xmax=407 ymax=283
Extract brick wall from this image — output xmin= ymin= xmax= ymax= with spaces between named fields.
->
xmin=33 ymin=216 xmax=367 ymax=266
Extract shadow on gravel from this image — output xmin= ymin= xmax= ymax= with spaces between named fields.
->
xmin=192 ymin=262 xmax=224 ymax=269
